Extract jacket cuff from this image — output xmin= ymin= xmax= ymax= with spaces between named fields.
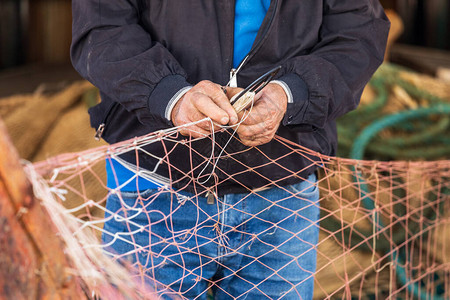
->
xmin=148 ymin=75 xmax=192 ymax=125
xmin=271 ymin=80 xmax=293 ymax=104
xmin=165 ymin=86 xmax=192 ymax=121
xmin=278 ymin=73 xmax=312 ymax=129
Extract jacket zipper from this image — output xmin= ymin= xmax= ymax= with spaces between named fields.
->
xmin=228 ymin=0 xmax=279 ymax=86
xmin=96 ymin=1 xmax=279 ymax=140
xmin=228 ymin=55 xmax=249 ymax=87
xmin=94 ymin=102 xmax=119 ymax=140
xmin=228 ymin=0 xmax=237 ymax=87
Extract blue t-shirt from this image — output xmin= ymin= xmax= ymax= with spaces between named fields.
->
xmin=234 ymin=0 xmax=271 ymax=68
xmin=107 ymin=0 xmax=270 ymax=191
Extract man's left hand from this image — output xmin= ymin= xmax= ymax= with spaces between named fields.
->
xmin=236 ymin=83 xmax=287 ymax=146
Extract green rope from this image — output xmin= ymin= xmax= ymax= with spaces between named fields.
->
xmin=375 ymin=116 xmax=450 ymax=146
xmin=337 ymin=63 xmax=450 ymax=160
xmin=348 ymin=105 xmax=450 ymax=300
xmin=349 ymin=105 xmax=450 ymax=159
xmin=332 ymin=63 xmax=450 ymax=298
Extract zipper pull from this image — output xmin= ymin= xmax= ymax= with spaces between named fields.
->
xmin=94 ymin=123 xmax=105 ymax=141
xmin=206 ymin=191 xmax=216 ymax=205
xmin=226 ymin=54 xmax=250 ymax=88
xmin=229 ymin=69 xmax=238 ymax=88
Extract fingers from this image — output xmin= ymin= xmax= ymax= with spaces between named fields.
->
xmin=196 ymin=82 xmax=238 ymax=125
xmin=170 ymin=81 xmax=287 ymax=142
xmin=237 ymin=107 xmax=265 ymax=126
xmin=224 ymin=87 xmax=244 ymax=99
xmin=178 ymin=123 xmax=211 ymax=138
xmin=235 ymin=83 xmax=288 ymax=146
xmin=238 ymin=120 xmax=275 ymax=137
xmin=236 ymin=118 xmax=278 ymax=146
xmin=171 ymin=80 xmax=240 ymax=137
xmin=191 ymin=92 xmax=230 ymax=125
xmin=239 ymin=134 xmax=273 ymax=147
xmin=171 ymin=100 xmax=211 ymax=138
xmin=210 ymin=89 xmax=239 ymax=125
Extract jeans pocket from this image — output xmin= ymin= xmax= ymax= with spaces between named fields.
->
xmin=115 ymin=188 xmax=159 ymax=200
xmin=285 ymin=173 xmax=319 ymax=199
xmin=106 ymin=189 xmax=165 ymax=216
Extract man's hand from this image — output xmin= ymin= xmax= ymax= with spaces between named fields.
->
xmin=171 ymin=81 xmax=238 ymax=138
xmin=236 ymin=83 xmax=287 ymax=146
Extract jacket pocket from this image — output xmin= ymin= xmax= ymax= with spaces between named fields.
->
xmin=89 ymin=101 xmax=120 ymax=141
xmin=312 ymin=128 xmax=332 ymax=156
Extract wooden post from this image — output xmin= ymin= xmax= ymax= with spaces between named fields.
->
xmin=0 ymin=118 xmax=86 ymax=299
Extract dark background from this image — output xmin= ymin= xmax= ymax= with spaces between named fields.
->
xmin=0 ymin=0 xmax=72 ymax=69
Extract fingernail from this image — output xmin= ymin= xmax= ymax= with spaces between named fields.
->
xmin=230 ymin=116 xmax=238 ymax=124
xmin=221 ymin=117 xmax=229 ymax=124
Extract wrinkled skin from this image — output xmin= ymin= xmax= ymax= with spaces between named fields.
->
xmin=172 ymin=82 xmax=287 ymax=146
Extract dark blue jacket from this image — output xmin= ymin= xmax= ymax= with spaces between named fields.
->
xmin=71 ymin=0 xmax=390 ymax=194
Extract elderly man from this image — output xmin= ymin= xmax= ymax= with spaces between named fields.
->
xmin=71 ymin=1 xmax=389 ymax=299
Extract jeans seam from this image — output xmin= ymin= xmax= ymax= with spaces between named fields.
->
xmin=241 ymin=197 xmax=247 ymax=246
xmin=218 ymin=195 xmax=227 ymax=263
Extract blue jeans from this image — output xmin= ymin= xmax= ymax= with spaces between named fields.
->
xmin=102 ymin=174 xmax=320 ymax=299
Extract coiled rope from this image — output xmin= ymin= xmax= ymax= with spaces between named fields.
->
xmin=324 ymin=63 xmax=449 ymax=299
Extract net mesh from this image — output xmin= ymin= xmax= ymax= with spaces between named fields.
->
xmin=26 ymin=121 xmax=450 ymax=300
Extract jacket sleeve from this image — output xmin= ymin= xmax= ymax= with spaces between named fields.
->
xmin=279 ymin=0 xmax=390 ymax=130
xmin=70 ymin=0 xmax=191 ymax=126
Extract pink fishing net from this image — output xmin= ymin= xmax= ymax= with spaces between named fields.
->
xmin=28 ymin=124 xmax=449 ymax=299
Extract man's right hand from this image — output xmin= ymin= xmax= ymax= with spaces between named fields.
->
xmin=171 ymin=80 xmax=238 ymax=138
